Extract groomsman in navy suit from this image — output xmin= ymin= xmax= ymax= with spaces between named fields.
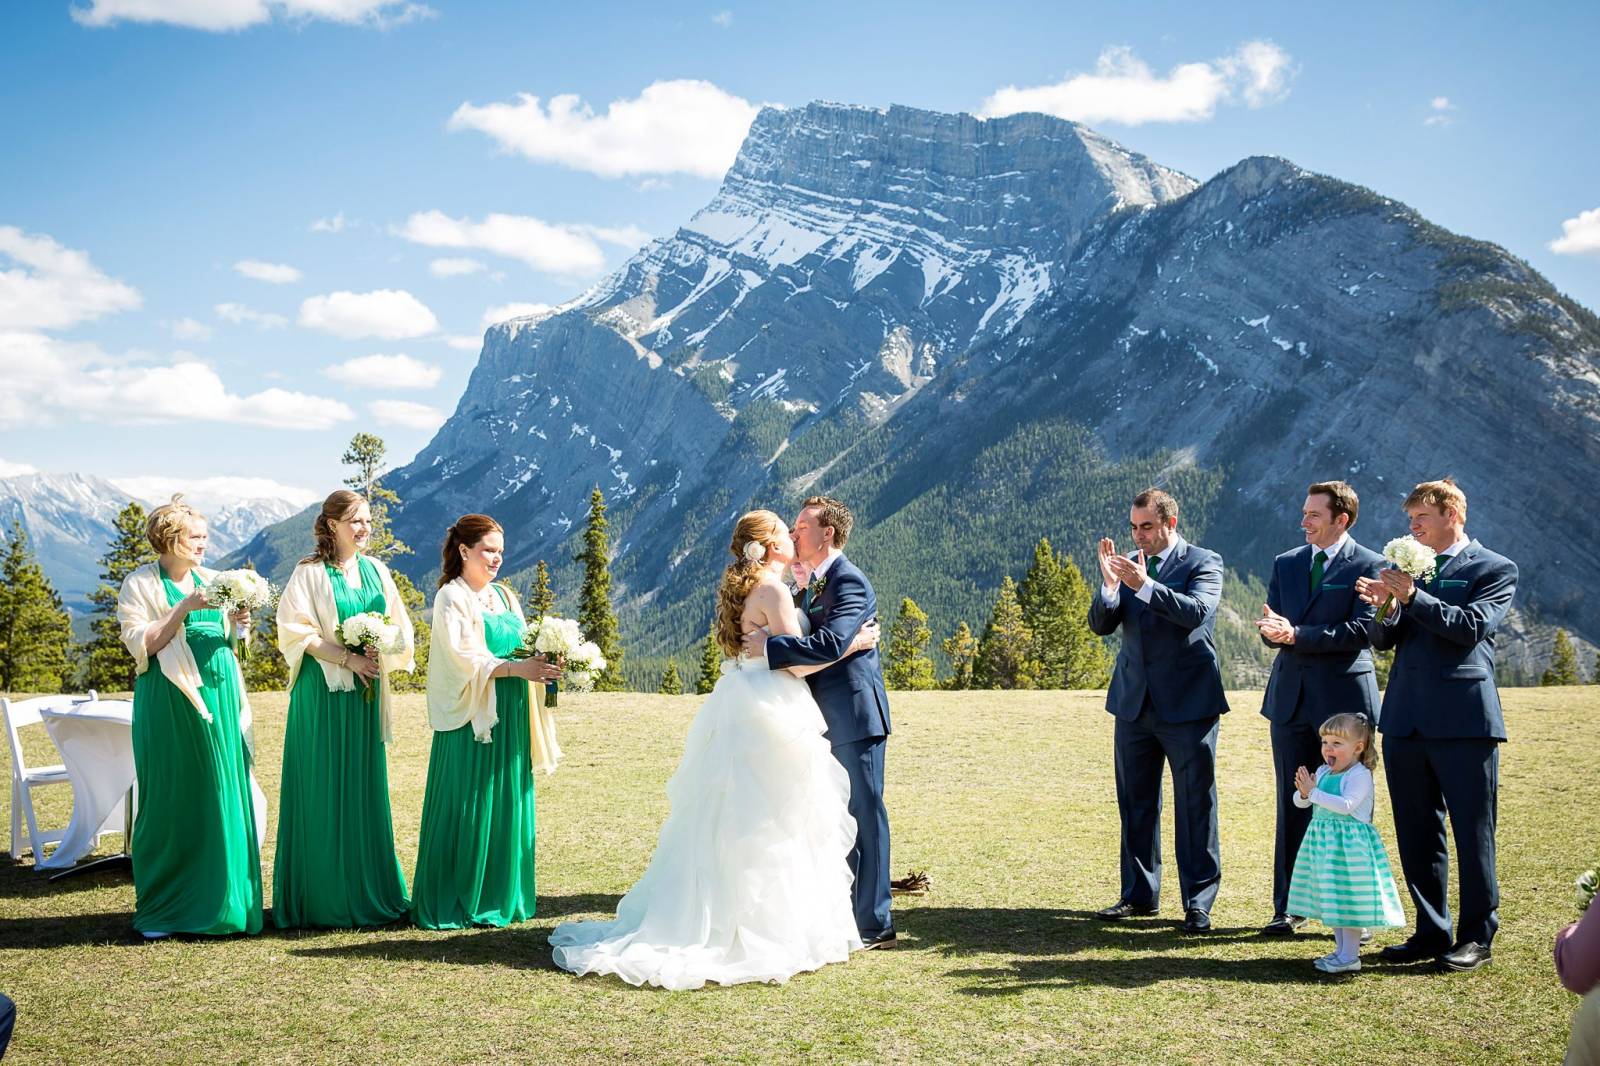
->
xmin=1255 ymin=480 xmax=1384 ymax=935
xmin=1089 ymin=488 xmax=1229 ymax=933
xmin=1356 ymin=478 xmax=1517 ymax=973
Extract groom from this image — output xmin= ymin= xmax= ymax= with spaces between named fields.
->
xmin=743 ymin=495 xmax=895 ymax=949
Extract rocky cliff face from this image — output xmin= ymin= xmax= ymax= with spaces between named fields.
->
xmin=237 ymin=102 xmax=1600 ymax=680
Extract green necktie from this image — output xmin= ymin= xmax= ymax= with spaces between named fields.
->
xmin=1146 ymin=554 xmax=1161 ymax=581
xmin=1310 ymin=550 xmax=1328 ymax=595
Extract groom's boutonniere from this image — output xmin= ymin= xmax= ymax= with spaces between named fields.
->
xmin=807 ymin=573 xmax=827 ymax=603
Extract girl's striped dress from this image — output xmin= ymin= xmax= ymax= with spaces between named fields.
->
xmin=1286 ymin=763 xmax=1405 ymax=928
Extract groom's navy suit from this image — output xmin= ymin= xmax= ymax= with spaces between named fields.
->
xmin=1259 ymin=537 xmax=1384 ymax=919
xmin=765 ymin=552 xmax=893 ymax=939
xmin=1087 ymin=535 xmax=1229 ymax=914
xmin=1367 ymin=539 xmax=1516 ymax=949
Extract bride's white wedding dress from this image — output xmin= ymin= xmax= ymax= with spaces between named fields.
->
xmin=549 ymin=616 xmax=862 ymax=989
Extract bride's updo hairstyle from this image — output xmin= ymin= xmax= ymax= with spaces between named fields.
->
xmin=438 ymin=514 xmax=504 ymax=588
xmin=300 ymin=489 xmax=366 ymax=565
xmin=714 ymin=510 xmax=782 ymax=657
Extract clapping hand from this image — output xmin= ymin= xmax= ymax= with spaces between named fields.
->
xmin=1096 ymin=538 xmax=1120 ymax=590
xmin=1356 ymin=569 xmax=1416 ymax=608
xmin=1103 ymin=548 xmax=1148 ymax=592
xmin=1256 ymin=605 xmax=1295 ymax=645
xmin=1294 ymin=765 xmax=1315 ymax=799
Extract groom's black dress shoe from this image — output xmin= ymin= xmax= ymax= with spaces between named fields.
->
xmin=1095 ymin=901 xmax=1157 ymax=920
xmin=1436 ymin=941 xmax=1492 ymax=973
xmin=1182 ymin=909 xmax=1212 ymax=934
xmin=1261 ymin=914 xmax=1306 ymax=936
xmin=859 ymin=930 xmax=897 ymax=950
xmin=1378 ymin=937 xmax=1449 ymax=964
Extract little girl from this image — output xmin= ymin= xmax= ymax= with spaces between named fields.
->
xmin=1286 ymin=712 xmax=1406 ymax=973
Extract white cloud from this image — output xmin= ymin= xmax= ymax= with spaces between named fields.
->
xmin=448 ymin=78 xmax=760 ymax=179
xmin=370 ymin=399 xmax=446 ymax=431
xmin=1550 ymin=207 xmax=1600 ymax=256
xmin=429 ymin=256 xmax=487 ymax=278
xmin=0 ymin=330 xmax=354 ymax=430
xmin=310 ymin=212 xmax=349 ymax=233
xmin=215 ymin=302 xmax=289 ymax=329
xmin=71 ymin=0 xmax=435 ymax=31
xmin=1424 ymin=96 xmax=1457 ymax=127
xmin=711 ymin=9 xmax=732 ymax=27
xmin=397 ymin=210 xmax=613 ymax=275
xmin=167 ymin=317 xmax=214 ymax=341
xmin=444 ymin=334 xmax=483 ymax=351
xmin=980 ymin=40 xmax=1296 ymax=125
xmin=323 ymin=352 xmax=442 ymax=389
xmin=111 ymin=475 xmax=320 ymax=508
xmin=298 ymin=289 xmax=438 ymax=339
xmin=0 ymin=458 xmax=39 ymax=477
xmin=0 ymin=225 xmax=141 ymax=330
xmin=481 ymin=302 xmax=551 ymax=329
xmin=233 ymin=259 xmax=303 ymax=284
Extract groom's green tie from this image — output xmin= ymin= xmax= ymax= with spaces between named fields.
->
xmin=1310 ymin=550 xmax=1328 ymax=595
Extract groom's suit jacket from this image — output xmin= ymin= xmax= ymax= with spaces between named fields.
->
xmin=1087 ymin=535 xmax=1229 ymax=724
xmin=1367 ymin=539 xmax=1516 ymax=740
xmin=765 ymin=553 xmax=891 ymax=746
xmin=1259 ymin=539 xmax=1384 ymax=726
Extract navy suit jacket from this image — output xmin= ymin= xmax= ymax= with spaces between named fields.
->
xmin=1087 ymin=535 xmax=1230 ymax=724
xmin=1367 ymin=539 xmax=1517 ymax=740
xmin=1259 ymin=539 xmax=1384 ymax=726
xmin=765 ymin=554 xmax=892 ymax=746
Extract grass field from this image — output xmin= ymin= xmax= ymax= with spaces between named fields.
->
xmin=1 ymin=687 xmax=1590 ymax=1064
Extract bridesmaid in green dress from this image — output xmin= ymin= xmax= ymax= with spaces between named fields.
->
xmin=116 ymin=496 xmax=263 ymax=938
xmin=412 ymin=514 xmax=560 ymax=930
xmin=272 ymin=490 xmax=415 ymax=928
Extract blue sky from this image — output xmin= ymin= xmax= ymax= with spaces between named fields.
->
xmin=3 ymin=0 xmax=1597 ymax=506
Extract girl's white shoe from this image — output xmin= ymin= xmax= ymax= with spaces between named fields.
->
xmin=1314 ymin=954 xmax=1360 ymax=973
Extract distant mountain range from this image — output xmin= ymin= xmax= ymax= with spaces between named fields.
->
xmin=0 ymin=472 xmax=299 ymax=612
xmin=209 ymin=100 xmax=1596 ymax=686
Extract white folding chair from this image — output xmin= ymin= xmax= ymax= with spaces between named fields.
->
xmin=3 ymin=692 xmax=94 ymax=862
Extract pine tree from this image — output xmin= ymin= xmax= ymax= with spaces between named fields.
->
xmin=696 ymin=622 xmax=722 ymax=694
xmin=1017 ymin=538 xmax=1067 ymax=686
xmin=659 ymin=661 xmax=683 ymax=695
xmin=0 ymin=521 xmax=74 ymax=692
xmin=242 ymin=603 xmax=290 ymax=690
xmin=528 ymin=559 xmax=555 ymax=620
xmin=1543 ymin=628 xmax=1582 ymax=686
xmin=388 ymin=570 xmax=430 ymax=693
xmin=941 ymin=620 xmax=977 ymax=691
xmin=82 ymin=500 xmax=155 ymax=692
xmin=973 ymin=576 xmax=1039 ymax=689
xmin=884 ymin=597 xmax=937 ymax=690
xmin=342 ymin=432 xmax=410 ymax=560
xmin=576 ymin=487 xmax=624 ymax=690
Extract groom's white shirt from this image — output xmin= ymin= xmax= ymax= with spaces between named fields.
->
xmin=810 ymin=548 xmax=843 ymax=584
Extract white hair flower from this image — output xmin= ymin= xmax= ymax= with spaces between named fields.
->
xmin=743 ymin=540 xmax=767 ymax=562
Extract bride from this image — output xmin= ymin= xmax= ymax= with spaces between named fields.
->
xmin=549 ymin=509 xmax=880 ymax=989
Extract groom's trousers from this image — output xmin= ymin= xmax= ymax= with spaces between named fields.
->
xmin=1113 ymin=706 xmax=1221 ymax=913
xmin=833 ymin=736 xmax=892 ymax=939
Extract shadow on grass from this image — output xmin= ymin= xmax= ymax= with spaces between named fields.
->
xmin=284 ymin=893 xmax=623 ymax=970
xmin=0 ymin=910 xmax=139 ymax=948
xmin=0 ymin=853 xmax=132 ymax=898
xmin=900 ymin=907 xmax=1329 ymax=993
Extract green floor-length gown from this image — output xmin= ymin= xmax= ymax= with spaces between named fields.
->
xmin=411 ymin=584 xmax=537 ymax=929
xmin=130 ymin=567 xmax=263 ymax=936
xmin=273 ymin=557 xmax=410 ymax=928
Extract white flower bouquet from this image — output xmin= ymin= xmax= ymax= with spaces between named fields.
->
xmin=1579 ymin=868 xmax=1598 ymax=914
xmin=516 ymin=614 xmax=607 ymax=706
xmin=338 ymin=611 xmax=403 ymax=700
xmin=204 ymin=568 xmax=275 ymax=615
xmin=1377 ymin=536 xmax=1439 ymax=622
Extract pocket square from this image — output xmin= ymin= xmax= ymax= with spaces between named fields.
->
xmin=1438 ymin=579 xmax=1469 ymax=588
xmin=1321 ymin=583 xmax=1349 ymax=591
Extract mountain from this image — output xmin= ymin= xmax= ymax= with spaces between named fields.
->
xmin=233 ymin=102 xmax=1600 ymax=686
xmin=0 ymin=473 xmax=301 ymax=611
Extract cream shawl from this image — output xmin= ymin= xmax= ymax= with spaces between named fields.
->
xmin=426 ymin=577 xmax=562 ymax=772
xmin=275 ymin=556 xmax=416 ymax=745
xmin=117 ymin=561 xmax=268 ymax=843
